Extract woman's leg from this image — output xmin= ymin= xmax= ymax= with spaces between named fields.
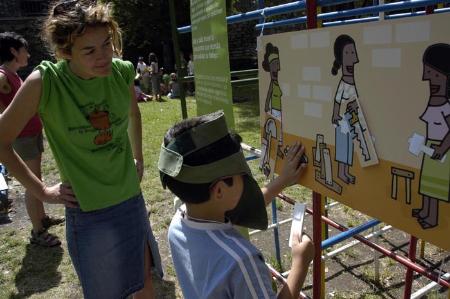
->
xmin=133 ymin=244 xmax=154 ymax=299
xmin=412 ymin=196 xmax=430 ymax=218
xmin=24 ymin=154 xmax=46 ymax=233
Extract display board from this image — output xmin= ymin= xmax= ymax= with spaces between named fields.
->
xmin=258 ymin=13 xmax=450 ymax=250
xmin=190 ymin=0 xmax=234 ymax=126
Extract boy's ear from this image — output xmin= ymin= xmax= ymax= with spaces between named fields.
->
xmin=10 ymin=47 xmax=19 ymax=59
xmin=210 ymin=180 xmax=224 ymax=200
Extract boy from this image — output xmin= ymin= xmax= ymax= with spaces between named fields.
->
xmin=158 ymin=111 xmax=314 ymax=299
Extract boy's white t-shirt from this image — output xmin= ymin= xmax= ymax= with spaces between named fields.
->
xmin=168 ymin=208 xmax=276 ymax=299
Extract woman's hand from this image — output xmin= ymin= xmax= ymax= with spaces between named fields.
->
xmin=332 ymin=112 xmax=342 ymax=125
xmin=431 ymin=144 xmax=448 ymax=160
xmin=279 ymin=142 xmax=307 ymax=188
xmin=134 ymin=159 xmax=144 ymax=182
xmin=40 ymin=183 xmax=78 ymax=208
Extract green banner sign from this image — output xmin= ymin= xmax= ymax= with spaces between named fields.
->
xmin=190 ymin=0 xmax=234 ymax=127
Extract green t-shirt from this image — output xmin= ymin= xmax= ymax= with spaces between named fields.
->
xmin=271 ymin=81 xmax=282 ymax=111
xmin=36 ymin=59 xmax=140 ymax=211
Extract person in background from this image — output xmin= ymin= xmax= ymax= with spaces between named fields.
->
xmin=136 ymin=56 xmax=146 ymax=77
xmin=0 ymin=31 xmax=62 ymax=247
xmin=148 ymin=52 xmax=161 ymax=101
xmin=187 ymin=52 xmax=195 ymax=96
xmin=0 ymin=2 xmax=162 ymax=298
xmin=134 ymin=79 xmax=152 ymax=102
xmin=168 ymin=72 xmax=180 ymax=99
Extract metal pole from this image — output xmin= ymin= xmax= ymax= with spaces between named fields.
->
xmin=168 ymin=0 xmax=188 ymax=119
xmin=312 ymin=192 xmax=323 ymax=299
xmin=403 ymin=236 xmax=418 ymax=299
xmin=271 ymin=199 xmax=283 ymax=270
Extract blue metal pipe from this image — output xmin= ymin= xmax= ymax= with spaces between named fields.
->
xmin=255 ymin=0 xmax=449 ymax=30
xmin=271 ymin=200 xmax=282 ymax=269
xmin=178 ymin=1 xmax=307 ymax=34
xmin=322 ymin=6 xmax=450 ymax=27
xmin=318 ymin=0 xmax=448 ymax=21
xmin=245 ymin=155 xmax=259 ymax=162
xmin=321 ymin=219 xmax=381 ymax=250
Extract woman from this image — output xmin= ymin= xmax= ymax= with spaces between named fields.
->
xmin=412 ymin=43 xmax=450 ymax=229
xmin=0 ymin=31 xmax=61 ymax=247
xmin=262 ymin=42 xmax=284 ymax=159
xmin=0 ymin=2 xmax=162 ymax=298
xmin=148 ymin=52 xmax=161 ymax=101
xmin=331 ymin=34 xmax=360 ymax=185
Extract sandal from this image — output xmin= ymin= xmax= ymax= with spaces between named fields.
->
xmin=42 ymin=215 xmax=65 ymax=230
xmin=30 ymin=229 xmax=61 ymax=247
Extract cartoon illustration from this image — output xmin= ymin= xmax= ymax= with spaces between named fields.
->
xmin=313 ymin=134 xmax=342 ymax=195
xmin=410 ymin=43 xmax=450 ymax=229
xmin=88 ymin=108 xmax=112 ymax=145
xmin=390 ymin=167 xmax=415 ymax=204
xmin=260 ymin=117 xmax=278 ymax=178
xmin=262 ymin=42 xmax=284 ymax=159
xmin=331 ymin=35 xmax=378 ymax=185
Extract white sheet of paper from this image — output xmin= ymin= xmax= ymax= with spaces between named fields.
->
xmin=0 ymin=174 xmax=8 ymax=191
xmin=289 ymin=202 xmax=306 ymax=248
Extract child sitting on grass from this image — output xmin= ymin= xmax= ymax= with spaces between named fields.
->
xmin=158 ymin=111 xmax=314 ymax=299
xmin=134 ymin=79 xmax=152 ymax=102
xmin=168 ymin=73 xmax=180 ymax=99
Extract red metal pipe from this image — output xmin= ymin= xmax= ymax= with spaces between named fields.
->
xmin=403 ymin=236 xmax=418 ymax=299
xmin=306 ymin=0 xmax=318 ymax=29
xmin=312 ymin=191 xmax=323 ymax=299
xmin=277 ymin=194 xmax=450 ymax=289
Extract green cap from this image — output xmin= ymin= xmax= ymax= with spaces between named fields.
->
xmin=158 ymin=111 xmax=268 ymax=230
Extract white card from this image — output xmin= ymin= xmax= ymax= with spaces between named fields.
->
xmin=289 ymin=202 xmax=306 ymax=248
xmin=0 ymin=173 xmax=8 ymax=191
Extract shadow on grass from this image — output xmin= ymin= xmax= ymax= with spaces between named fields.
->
xmin=10 ymin=244 xmax=63 ymax=299
xmin=153 ymin=275 xmax=177 ymax=299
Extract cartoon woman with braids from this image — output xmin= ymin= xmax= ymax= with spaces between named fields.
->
xmin=412 ymin=43 xmax=450 ymax=229
xmin=331 ymin=34 xmax=360 ymax=184
xmin=262 ymin=42 xmax=284 ymax=158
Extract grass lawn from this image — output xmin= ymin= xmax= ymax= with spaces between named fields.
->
xmin=0 ymin=90 xmax=281 ymax=298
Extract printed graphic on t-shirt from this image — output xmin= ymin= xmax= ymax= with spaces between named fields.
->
xmin=88 ymin=109 xmax=112 ymax=145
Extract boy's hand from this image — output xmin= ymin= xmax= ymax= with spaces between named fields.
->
xmin=291 ymin=233 xmax=314 ymax=267
xmin=279 ymin=142 xmax=306 ymax=188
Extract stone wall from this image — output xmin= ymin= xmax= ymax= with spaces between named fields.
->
xmin=0 ymin=0 xmax=50 ymax=78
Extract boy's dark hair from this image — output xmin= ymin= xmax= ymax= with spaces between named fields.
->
xmin=161 ymin=113 xmax=242 ymax=204
xmin=0 ymin=32 xmax=28 ymax=63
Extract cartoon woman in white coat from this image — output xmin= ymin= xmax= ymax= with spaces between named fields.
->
xmin=331 ymin=35 xmax=359 ymax=184
xmin=412 ymin=43 xmax=450 ymax=229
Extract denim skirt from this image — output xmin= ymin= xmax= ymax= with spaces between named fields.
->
xmin=66 ymin=193 xmax=163 ymax=299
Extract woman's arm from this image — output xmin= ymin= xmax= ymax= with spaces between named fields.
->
xmin=128 ymin=84 xmax=144 ymax=181
xmin=0 ymin=70 xmax=76 ymax=206
xmin=432 ymin=114 xmax=450 ymax=159
xmin=264 ymin=81 xmax=273 ymax=112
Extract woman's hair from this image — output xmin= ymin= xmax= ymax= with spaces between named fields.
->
xmin=148 ymin=52 xmax=158 ymax=63
xmin=262 ymin=43 xmax=279 ymax=72
xmin=0 ymin=32 xmax=28 ymax=63
xmin=331 ymin=34 xmax=355 ymax=76
xmin=42 ymin=0 xmax=122 ymax=59
xmin=423 ymin=43 xmax=450 ymax=98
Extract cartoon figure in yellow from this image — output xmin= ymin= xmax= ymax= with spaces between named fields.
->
xmin=263 ymin=42 xmax=284 ymax=159
xmin=412 ymin=43 xmax=450 ymax=229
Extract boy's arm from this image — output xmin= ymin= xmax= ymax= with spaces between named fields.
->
xmin=277 ymin=233 xmax=314 ymax=299
xmin=262 ymin=142 xmax=306 ymax=206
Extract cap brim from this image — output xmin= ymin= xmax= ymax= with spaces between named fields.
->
xmin=225 ymin=175 xmax=268 ymax=230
